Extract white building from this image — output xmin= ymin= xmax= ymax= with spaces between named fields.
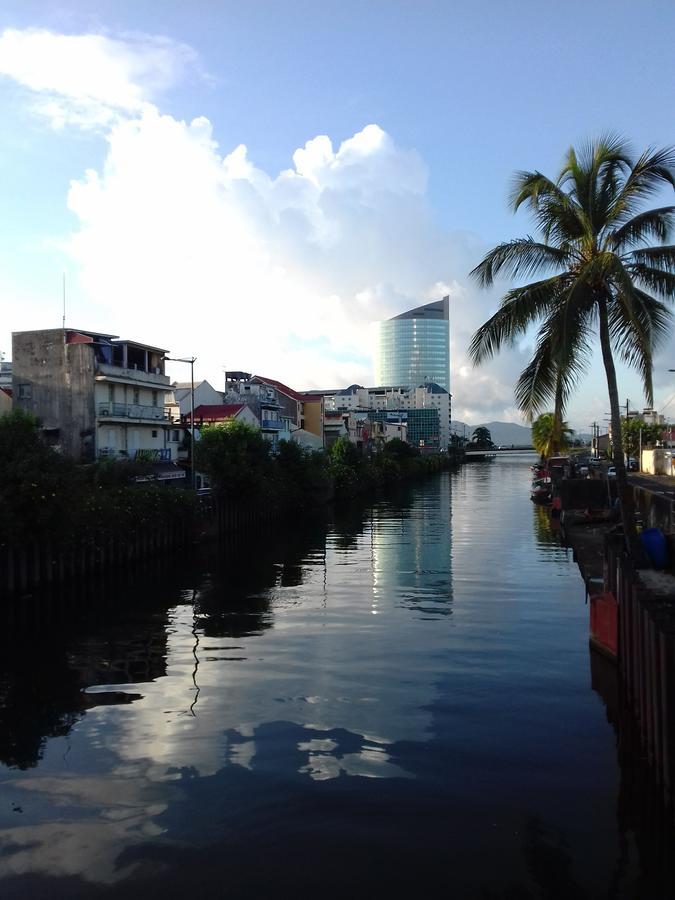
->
xmin=321 ymin=382 xmax=452 ymax=449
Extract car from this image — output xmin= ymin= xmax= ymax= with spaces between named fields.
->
xmin=607 ymin=466 xmax=617 ymax=478
xmin=628 ymin=458 xmax=639 ymax=471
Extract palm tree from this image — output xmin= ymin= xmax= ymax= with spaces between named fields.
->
xmin=469 ymin=136 xmax=675 ymax=561
xmin=471 ymin=426 xmax=494 ymax=448
xmin=531 ymin=412 xmax=573 ymax=461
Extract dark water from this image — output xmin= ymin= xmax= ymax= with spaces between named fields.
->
xmin=1 ymin=457 xmax=674 ymax=898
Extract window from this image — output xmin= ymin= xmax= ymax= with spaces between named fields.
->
xmin=171 ymin=429 xmax=180 ymax=442
xmin=133 ymin=387 xmax=140 ymax=405
xmin=18 ymin=383 xmax=32 ymax=400
xmin=108 ymin=384 xmax=115 ymax=403
xmin=151 ymin=430 xmax=158 ymax=438
xmin=152 ymin=390 xmax=158 ymax=407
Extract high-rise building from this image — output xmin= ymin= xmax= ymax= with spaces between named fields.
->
xmin=375 ymin=296 xmax=450 ymax=391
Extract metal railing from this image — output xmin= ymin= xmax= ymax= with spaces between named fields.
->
xmin=261 ymin=419 xmax=284 ymax=430
xmin=97 ymin=402 xmax=171 ymax=421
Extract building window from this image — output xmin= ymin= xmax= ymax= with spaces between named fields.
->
xmin=133 ymin=387 xmax=140 ymax=405
xmin=18 ymin=383 xmax=32 ymax=400
xmin=152 ymin=390 xmax=158 ymax=407
xmin=171 ymin=429 xmax=180 ymax=442
xmin=152 ymin=430 xmax=158 ymax=438
xmin=108 ymin=384 xmax=115 ymax=403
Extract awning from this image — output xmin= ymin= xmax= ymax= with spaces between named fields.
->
xmin=135 ymin=463 xmax=186 ymax=482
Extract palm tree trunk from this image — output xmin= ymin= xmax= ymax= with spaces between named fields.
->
xmin=553 ymin=370 xmax=563 ymax=455
xmin=597 ymin=297 xmax=646 ymax=565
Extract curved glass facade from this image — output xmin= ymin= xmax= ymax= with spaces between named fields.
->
xmin=375 ymin=297 xmax=450 ymax=391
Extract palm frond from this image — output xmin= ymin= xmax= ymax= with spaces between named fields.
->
xmin=629 ymin=244 xmax=675 ymax=273
xmin=609 ymin=206 xmax=675 ymax=250
xmin=469 ymin=238 xmax=572 ymax=287
xmin=606 ymin=146 xmax=675 ymax=226
xmin=467 ymin=275 xmax=565 ymax=364
xmin=628 ymin=263 xmax=675 ymax=298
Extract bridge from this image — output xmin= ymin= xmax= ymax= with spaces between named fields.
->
xmin=465 ymin=447 xmax=536 ymax=457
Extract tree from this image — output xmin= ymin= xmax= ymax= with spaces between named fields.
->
xmin=471 ymin=426 xmax=494 ymax=449
xmin=531 ymin=412 xmax=574 ymax=460
xmin=195 ymin=419 xmax=274 ymax=501
xmin=469 ymin=136 xmax=675 ymax=561
xmin=620 ymin=418 xmax=663 ymax=461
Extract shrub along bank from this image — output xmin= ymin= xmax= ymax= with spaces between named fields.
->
xmin=0 ymin=410 xmax=197 ymax=550
xmin=195 ymin=421 xmax=456 ymax=510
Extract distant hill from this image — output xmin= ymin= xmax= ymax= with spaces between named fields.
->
xmin=451 ymin=420 xmax=533 ymax=446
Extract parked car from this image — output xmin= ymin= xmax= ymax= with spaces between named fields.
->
xmin=607 ymin=466 xmax=617 ymax=478
xmin=628 ymin=458 xmax=639 ymax=471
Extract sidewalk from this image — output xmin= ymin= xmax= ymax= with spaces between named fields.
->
xmin=629 ymin=473 xmax=675 ymax=499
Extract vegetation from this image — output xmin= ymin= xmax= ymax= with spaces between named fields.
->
xmin=0 ymin=410 xmax=196 ymax=547
xmin=196 ymin=421 xmax=455 ymax=508
xmin=470 ymin=426 xmax=494 ymax=449
xmin=468 ymin=136 xmax=675 ymax=561
xmin=620 ymin=418 xmax=664 ymax=461
xmin=531 ymin=412 xmax=574 ymax=460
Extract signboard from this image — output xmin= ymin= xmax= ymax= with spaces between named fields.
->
xmin=134 ymin=448 xmax=171 ymax=461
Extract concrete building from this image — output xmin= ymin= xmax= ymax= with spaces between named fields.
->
xmin=319 ymin=381 xmax=451 ymax=449
xmin=224 ymin=372 xmax=292 ymax=446
xmin=12 ymin=328 xmax=181 ymax=463
xmin=0 ymin=361 xmax=11 ymax=416
xmin=188 ymin=403 xmax=260 ymax=429
xmin=173 ymin=380 xmax=223 ymax=418
xmin=375 ymin=296 xmax=450 ymax=392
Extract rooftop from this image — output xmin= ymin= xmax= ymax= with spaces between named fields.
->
xmin=389 ymin=296 xmax=449 ymax=322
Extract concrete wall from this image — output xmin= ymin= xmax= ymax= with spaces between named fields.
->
xmin=641 ymin=448 xmax=674 ymax=476
xmin=13 ymin=329 xmax=96 ymax=460
xmin=301 ymin=399 xmax=323 ymax=438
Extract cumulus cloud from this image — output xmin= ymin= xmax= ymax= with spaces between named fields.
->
xmin=2 ymin=27 xmax=530 ymax=422
xmin=0 ymin=28 xmax=198 ymax=128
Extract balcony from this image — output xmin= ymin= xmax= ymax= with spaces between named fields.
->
xmin=98 ymin=402 xmax=172 ymax=421
xmin=261 ymin=419 xmax=284 ymax=430
xmin=96 ymin=362 xmax=170 ymax=388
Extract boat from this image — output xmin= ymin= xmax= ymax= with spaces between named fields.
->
xmin=530 ymin=477 xmax=552 ymax=504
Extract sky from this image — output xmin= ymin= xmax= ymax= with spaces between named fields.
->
xmin=1 ymin=0 xmax=674 ymax=429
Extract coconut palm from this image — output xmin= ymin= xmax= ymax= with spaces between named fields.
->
xmin=469 ymin=136 xmax=675 ymax=560
xmin=471 ymin=426 xmax=494 ymax=448
xmin=531 ymin=412 xmax=573 ymax=461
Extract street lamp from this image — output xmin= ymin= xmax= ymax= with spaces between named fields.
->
xmin=165 ymin=355 xmax=196 ymax=489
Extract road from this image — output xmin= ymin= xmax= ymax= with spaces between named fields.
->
xmin=629 ymin=472 xmax=675 ymax=500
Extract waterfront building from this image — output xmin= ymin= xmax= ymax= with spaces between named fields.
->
xmin=12 ymin=328 xmax=182 ymax=465
xmin=319 ymin=381 xmax=451 ymax=449
xmin=375 ymin=295 xmax=450 ymax=392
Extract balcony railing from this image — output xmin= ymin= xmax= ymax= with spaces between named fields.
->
xmin=98 ymin=402 xmax=171 ymax=421
xmin=261 ymin=419 xmax=284 ymax=430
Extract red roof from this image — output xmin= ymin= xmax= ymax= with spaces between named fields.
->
xmin=190 ymin=403 xmax=246 ymax=422
xmin=253 ymin=375 xmax=303 ymax=402
xmin=0 ymin=386 xmax=11 ymax=397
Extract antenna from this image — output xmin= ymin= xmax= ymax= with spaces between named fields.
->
xmin=62 ymin=271 xmax=66 ymax=329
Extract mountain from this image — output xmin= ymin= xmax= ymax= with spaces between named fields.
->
xmin=451 ymin=420 xmax=533 ymax=446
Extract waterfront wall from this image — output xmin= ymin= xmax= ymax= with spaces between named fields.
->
xmin=606 ymin=536 xmax=675 ymax=808
xmin=0 ymin=520 xmax=190 ymax=599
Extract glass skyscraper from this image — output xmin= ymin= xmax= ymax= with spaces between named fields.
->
xmin=375 ymin=296 xmax=450 ymax=391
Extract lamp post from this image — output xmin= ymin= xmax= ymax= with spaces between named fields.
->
xmin=165 ymin=356 xmax=196 ymax=489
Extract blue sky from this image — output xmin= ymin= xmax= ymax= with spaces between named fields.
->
xmin=1 ymin=1 xmax=675 ymax=427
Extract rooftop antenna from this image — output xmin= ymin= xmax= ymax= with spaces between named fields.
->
xmin=62 ymin=271 xmax=66 ymax=330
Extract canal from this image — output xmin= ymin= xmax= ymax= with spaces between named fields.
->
xmin=1 ymin=456 xmax=674 ymax=898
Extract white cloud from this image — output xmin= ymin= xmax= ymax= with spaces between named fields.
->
xmin=0 ymin=28 xmax=198 ymax=128
xmin=1 ymin=27 xmax=531 ymax=421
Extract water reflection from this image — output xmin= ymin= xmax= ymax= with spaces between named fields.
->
xmin=1 ymin=459 xmax=674 ymax=898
